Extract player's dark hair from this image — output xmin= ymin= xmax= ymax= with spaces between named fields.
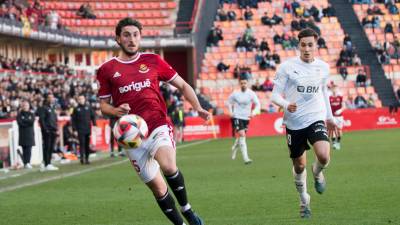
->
xmin=298 ymin=28 xmax=318 ymax=41
xmin=115 ymin=18 xmax=142 ymax=36
xmin=239 ymin=73 xmax=250 ymax=81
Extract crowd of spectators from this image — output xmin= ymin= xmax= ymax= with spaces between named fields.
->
xmin=0 ymin=0 xmax=62 ymax=30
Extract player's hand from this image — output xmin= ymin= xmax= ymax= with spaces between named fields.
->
xmin=197 ymin=108 xmax=211 ymax=121
xmin=287 ymin=103 xmax=297 ymax=113
xmin=114 ymin=103 xmax=130 ymax=117
xmin=326 ymin=119 xmax=339 ymax=138
xmin=334 ymin=109 xmax=343 ymax=116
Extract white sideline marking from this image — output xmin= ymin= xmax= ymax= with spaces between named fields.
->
xmin=0 ymin=139 xmax=211 ymax=193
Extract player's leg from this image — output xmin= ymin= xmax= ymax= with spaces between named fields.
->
xmin=231 ymin=118 xmax=239 ymax=160
xmin=146 ymin=171 xmax=186 ymax=225
xmin=292 ymin=153 xmax=311 ymax=218
xmin=125 ymin=146 xmax=185 ymax=225
xmin=237 ymin=119 xmax=251 ymax=164
xmin=287 ymin=127 xmax=311 ymax=218
xmin=308 ymin=121 xmax=331 ymax=194
xmin=237 ymin=128 xmax=251 ymax=164
xmin=155 ymin=146 xmax=204 ymax=225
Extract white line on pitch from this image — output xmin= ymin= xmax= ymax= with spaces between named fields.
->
xmin=0 ymin=139 xmax=212 ymax=193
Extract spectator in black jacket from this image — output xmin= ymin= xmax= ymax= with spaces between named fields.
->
xmin=38 ymin=93 xmax=59 ymax=171
xmin=17 ymin=101 xmax=35 ymax=169
xmin=71 ymin=95 xmax=96 ymax=164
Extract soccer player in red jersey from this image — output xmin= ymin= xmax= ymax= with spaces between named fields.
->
xmin=96 ymin=18 xmax=209 ymax=225
xmin=329 ymin=85 xmax=345 ymax=150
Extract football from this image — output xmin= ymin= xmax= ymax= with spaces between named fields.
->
xmin=113 ymin=114 xmax=149 ymax=149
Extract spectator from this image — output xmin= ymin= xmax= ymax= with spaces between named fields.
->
xmin=354 ymin=94 xmax=368 ymax=108
xmin=267 ymin=103 xmax=276 ymax=113
xmin=255 ymin=51 xmax=264 ymax=64
xmin=259 ymin=38 xmax=270 ymax=51
xmin=317 ymin=37 xmax=327 ymax=49
xmin=235 ymin=37 xmax=247 ymax=52
xmin=384 ymin=23 xmax=394 ymax=37
xmin=76 ymin=3 xmax=96 ymax=19
xmin=262 ymin=77 xmax=274 ymax=91
xmin=271 ymin=13 xmax=283 ymax=25
xmin=339 ymin=63 xmax=348 ymax=80
xmin=356 ymin=69 xmax=367 ymax=87
xmin=217 ymin=61 xmax=230 ymax=72
xmin=353 ymin=53 xmax=362 ymax=66
xmin=217 ymin=8 xmax=228 ymax=21
xmin=186 ymin=107 xmax=198 ymax=117
xmin=227 ymin=9 xmax=237 ymax=21
xmin=272 ymin=51 xmax=281 ymax=64
xmin=244 ymin=6 xmax=253 ymax=20
xmin=17 ymin=101 xmax=35 ymax=169
xmin=63 ymin=121 xmax=79 ymax=155
xmin=345 ymin=96 xmax=356 ymax=109
xmin=46 ymin=10 xmax=59 ymax=30
xmin=261 ymin=12 xmax=272 ymax=26
xmin=251 ymin=79 xmax=264 ymax=91
xmin=323 ymin=3 xmax=335 ymax=17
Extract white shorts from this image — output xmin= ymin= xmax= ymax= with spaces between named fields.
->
xmin=334 ymin=116 xmax=344 ymax=129
xmin=125 ymin=125 xmax=175 ymax=183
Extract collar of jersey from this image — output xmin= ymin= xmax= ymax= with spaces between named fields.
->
xmin=114 ymin=53 xmax=141 ymax=64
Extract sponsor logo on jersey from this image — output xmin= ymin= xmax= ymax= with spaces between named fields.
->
xmin=119 ymin=79 xmax=151 ymax=93
xmin=139 ymin=64 xmax=150 ymax=73
xmin=297 ymin=85 xmax=319 ymax=93
xmin=113 ymin=72 xmax=122 ymax=78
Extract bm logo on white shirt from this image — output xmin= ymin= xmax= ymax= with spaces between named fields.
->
xmin=297 ymin=85 xmax=320 ymax=93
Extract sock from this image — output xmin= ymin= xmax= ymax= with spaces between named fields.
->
xmin=312 ymin=160 xmax=329 ymax=181
xmin=292 ymin=167 xmax=307 ymax=194
xmin=337 ymin=136 xmax=341 ymax=143
xmin=156 ymin=191 xmax=185 ymax=225
xmin=239 ymin=136 xmax=250 ymax=161
xmin=233 ymin=138 xmax=239 ymax=148
xmin=165 ymin=170 xmax=190 ymax=211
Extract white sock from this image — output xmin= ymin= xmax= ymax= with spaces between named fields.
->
xmin=239 ymin=136 xmax=250 ymax=161
xmin=293 ymin=167 xmax=307 ymax=194
xmin=312 ymin=160 xmax=329 ymax=180
xmin=233 ymin=138 xmax=239 ymax=147
xmin=181 ymin=203 xmax=191 ymax=212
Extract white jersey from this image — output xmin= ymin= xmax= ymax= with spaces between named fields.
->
xmin=273 ymin=57 xmax=332 ymax=130
xmin=228 ymin=89 xmax=260 ymax=120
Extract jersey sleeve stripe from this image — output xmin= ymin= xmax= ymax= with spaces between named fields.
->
xmin=166 ymin=73 xmax=178 ymax=83
xmin=99 ymin=94 xmax=112 ymax=98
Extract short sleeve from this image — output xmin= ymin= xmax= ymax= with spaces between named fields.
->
xmin=156 ymin=55 xmax=178 ymax=82
xmin=273 ymin=63 xmax=288 ymax=91
xmin=96 ymin=66 xmax=111 ymax=98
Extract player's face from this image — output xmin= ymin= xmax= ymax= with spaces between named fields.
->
xmin=299 ymin=36 xmax=316 ymax=63
xmin=78 ymin=96 xmax=85 ymax=105
xmin=117 ymin=25 xmax=141 ymax=57
xmin=22 ymin=102 xmax=30 ymax=111
xmin=239 ymin=80 xmax=248 ymax=91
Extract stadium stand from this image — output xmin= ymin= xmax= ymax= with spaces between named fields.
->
xmin=198 ymin=0 xmax=382 ymax=114
xmin=352 ymin=1 xmax=400 ymax=97
xmin=34 ymin=0 xmax=178 ymax=37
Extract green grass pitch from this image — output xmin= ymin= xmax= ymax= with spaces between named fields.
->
xmin=0 ymin=129 xmax=399 ymax=225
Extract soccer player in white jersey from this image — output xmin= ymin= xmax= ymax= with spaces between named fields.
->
xmin=271 ymin=28 xmax=338 ymax=218
xmin=227 ymin=74 xmax=260 ymax=164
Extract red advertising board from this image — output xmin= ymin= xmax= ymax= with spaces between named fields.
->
xmin=183 ymin=108 xmax=400 ymax=141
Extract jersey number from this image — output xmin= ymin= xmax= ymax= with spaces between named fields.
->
xmin=287 ymin=134 xmax=292 ymax=145
xmin=130 ymin=160 xmax=140 ymax=173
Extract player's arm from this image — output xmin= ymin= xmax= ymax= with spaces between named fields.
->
xmin=99 ymin=97 xmax=130 ymax=117
xmin=169 ymin=76 xmax=210 ymax=120
xmin=271 ymin=66 xmax=296 ymax=112
xmin=251 ymin=93 xmax=261 ymax=116
xmin=335 ymin=99 xmax=346 ymax=116
xmin=226 ymin=94 xmax=235 ymax=117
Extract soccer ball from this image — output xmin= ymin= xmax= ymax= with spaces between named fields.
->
xmin=113 ymin=114 xmax=148 ymax=149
